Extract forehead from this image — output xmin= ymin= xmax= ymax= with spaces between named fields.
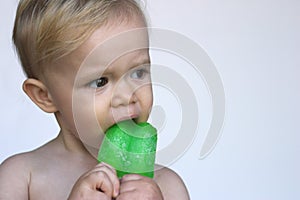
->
xmin=82 ymin=21 xmax=149 ymax=70
xmin=47 ymin=18 xmax=149 ymax=79
xmin=66 ymin=19 xmax=149 ymax=67
xmin=79 ymin=19 xmax=149 ymax=77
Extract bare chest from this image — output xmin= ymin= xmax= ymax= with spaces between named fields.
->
xmin=28 ymin=165 xmax=83 ymax=200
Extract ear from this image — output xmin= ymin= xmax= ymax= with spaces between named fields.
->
xmin=22 ymin=78 xmax=58 ymax=113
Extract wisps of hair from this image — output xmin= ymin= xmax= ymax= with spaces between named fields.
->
xmin=13 ymin=0 xmax=147 ymax=78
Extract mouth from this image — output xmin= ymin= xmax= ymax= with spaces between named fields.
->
xmin=112 ymin=114 xmax=139 ymax=125
xmin=122 ymin=116 xmax=139 ymax=123
xmin=110 ymin=106 xmax=141 ymax=129
xmin=103 ymin=117 xmax=137 ymax=133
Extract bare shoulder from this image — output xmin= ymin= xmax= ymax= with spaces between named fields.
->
xmin=154 ymin=165 xmax=190 ymax=200
xmin=0 ymin=152 xmax=33 ymax=199
xmin=0 ymin=140 xmax=55 ymax=200
xmin=0 ymin=140 xmax=55 ymax=175
xmin=0 ymin=153 xmax=31 ymax=178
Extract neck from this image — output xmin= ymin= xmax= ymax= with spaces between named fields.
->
xmin=54 ymin=113 xmax=102 ymax=160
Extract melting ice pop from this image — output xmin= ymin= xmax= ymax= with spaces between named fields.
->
xmin=97 ymin=120 xmax=157 ymax=178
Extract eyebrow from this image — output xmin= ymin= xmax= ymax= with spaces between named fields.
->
xmin=76 ymin=52 xmax=150 ymax=83
xmin=103 ymin=53 xmax=151 ymax=75
xmin=127 ymin=55 xmax=151 ymax=69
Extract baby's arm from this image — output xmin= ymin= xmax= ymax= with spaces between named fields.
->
xmin=155 ymin=167 xmax=190 ymax=200
xmin=0 ymin=155 xmax=30 ymax=200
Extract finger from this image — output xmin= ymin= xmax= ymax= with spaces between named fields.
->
xmin=121 ymin=174 xmax=146 ymax=182
xmin=98 ymin=162 xmax=116 ymax=172
xmin=95 ymin=162 xmax=120 ymax=197
xmin=115 ymin=190 xmax=133 ymax=200
xmin=119 ymin=174 xmax=144 ymax=194
xmin=92 ymin=162 xmax=116 ymax=176
xmin=120 ymin=174 xmax=157 ymax=194
xmin=97 ymin=163 xmax=120 ymax=197
xmin=87 ymin=163 xmax=120 ymax=197
xmin=90 ymin=191 xmax=111 ymax=200
xmin=85 ymin=170 xmax=114 ymax=198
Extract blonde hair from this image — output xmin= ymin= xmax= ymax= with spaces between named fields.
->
xmin=13 ymin=0 xmax=147 ymax=78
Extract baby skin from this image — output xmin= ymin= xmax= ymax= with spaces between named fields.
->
xmin=0 ymin=15 xmax=190 ymax=200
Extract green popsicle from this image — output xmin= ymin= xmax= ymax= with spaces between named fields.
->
xmin=97 ymin=120 xmax=157 ymax=178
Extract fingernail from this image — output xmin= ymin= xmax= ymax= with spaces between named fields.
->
xmin=114 ymin=189 xmax=119 ymax=197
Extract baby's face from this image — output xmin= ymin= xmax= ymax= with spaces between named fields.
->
xmin=43 ymin=18 xmax=152 ymax=149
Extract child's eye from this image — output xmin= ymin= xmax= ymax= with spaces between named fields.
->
xmin=89 ymin=77 xmax=109 ymax=88
xmin=130 ymin=69 xmax=148 ymax=80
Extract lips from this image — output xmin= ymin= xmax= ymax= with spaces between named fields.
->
xmin=111 ymin=105 xmax=140 ymax=125
xmin=113 ymin=114 xmax=139 ymax=124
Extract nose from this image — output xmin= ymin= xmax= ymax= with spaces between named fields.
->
xmin=111 ymin=78 xmax=137 ymax=108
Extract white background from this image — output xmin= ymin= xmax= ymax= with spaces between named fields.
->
xmin=1 ymin=0 xmax=299 ymax=199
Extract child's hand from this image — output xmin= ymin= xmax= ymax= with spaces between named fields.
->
xmin=116 ymin=174 xmax=163 ymax=200
xmin=68 ymin=163 xmax=120 ymax=200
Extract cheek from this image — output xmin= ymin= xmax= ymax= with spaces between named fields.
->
xmin=94 ymin=95 xmax=112 ymax=132
xmin=139 ymin=85 xmax=153 ymax=112
xmin=72 ymin=91 xmax=104 ymax=147
xmin=50 ymin=89 xmax=75 ymax=129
